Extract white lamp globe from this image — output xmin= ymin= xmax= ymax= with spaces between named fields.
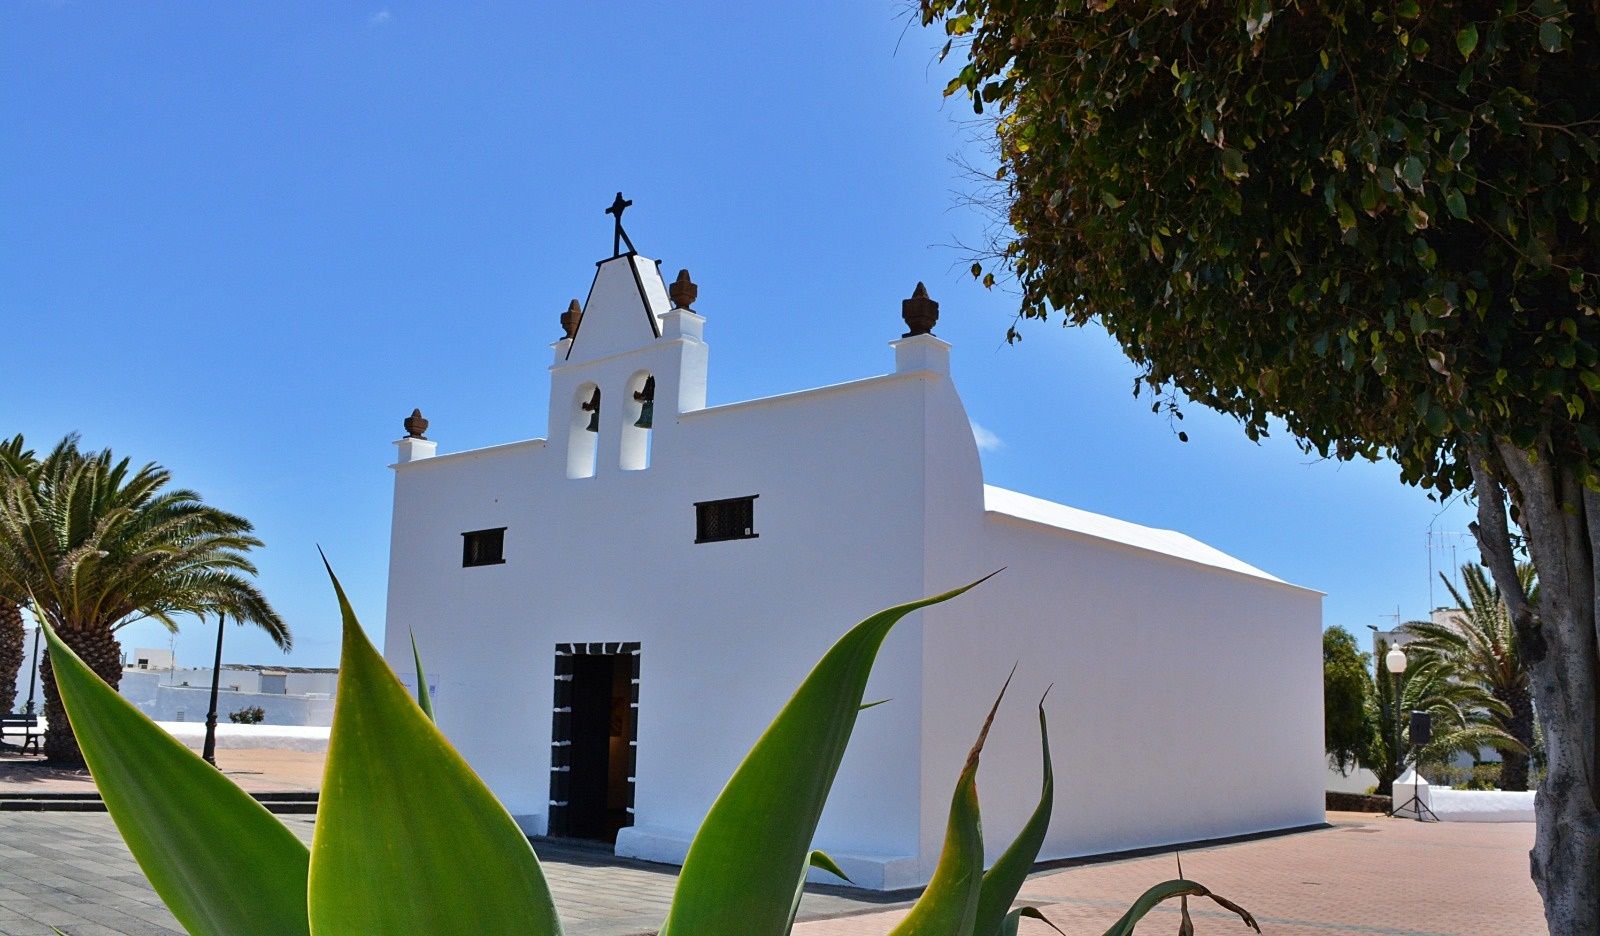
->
xmin=1385 ymin=645 xmax=1408 ymax=674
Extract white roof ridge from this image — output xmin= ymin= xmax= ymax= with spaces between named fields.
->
xmin=982 ymin=484 xmax=1315 ymax=591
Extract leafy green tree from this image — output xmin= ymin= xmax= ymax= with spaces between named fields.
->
xmin=1366 ymin=638 xmax=1517 ymax=796
xmin=0 ymin=436 xmax=289 ymax=766
xmin=0 ymin=434 xmax=36 ymax=716
xmin=921 ymin=1 xmax=1600 ymax=926
xmin=1401 ymin=563 xmax=1538 ymax=790
xmin=1323 ymin=626 xmax=1371 ymax=775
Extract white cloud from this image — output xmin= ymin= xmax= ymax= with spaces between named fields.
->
xmin=971 ymin=421 xmax=1004 ymax=452
xmin=369 ymin=9 xmax=392 ymax=25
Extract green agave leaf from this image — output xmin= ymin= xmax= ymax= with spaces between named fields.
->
xmin=40 ymin=620 xmax=310 ymax=936
xmin=999 ymin=906 xmax=1062 ymax=936
xmin=974 ymin=691 xmax=1053 ymax=936
xmin=308 ymin=562 xmax=562 ymax=935
xmin=887 ymin=671 xmax=1012 ymax=936
xmin=1099 ymin=879 xmax=1259 ymax=936
xmin=658 ymin=574 xmax=996 ymax=936
xmin=786 ymin=849 xmax=852 ymax=932
xmin=410 ymin=631 xmax=434 ymax=722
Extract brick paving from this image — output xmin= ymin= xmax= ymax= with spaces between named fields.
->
xmin=0 ymin=812 xmax=1542 ymax=935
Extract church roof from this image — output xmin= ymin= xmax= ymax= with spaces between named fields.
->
xmin=983 ymin=485 xmax=1311 ymax=590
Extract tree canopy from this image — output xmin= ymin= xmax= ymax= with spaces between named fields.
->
xmin=922 ymin=0 xmax=1599 ymax=494
xmin=1322 ymin=625 xmax=1371 ymax=774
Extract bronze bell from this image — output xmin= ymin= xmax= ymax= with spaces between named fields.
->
xmin=581 ymin=388 xmax=601 ymax=432
xmin=901 ymin=282 xmax=939 ymax=337
xmin=633 ymin=376 xmax=656 ymax=429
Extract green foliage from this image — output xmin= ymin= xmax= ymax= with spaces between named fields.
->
xmin=41 ymin=619 xmax=310 ymax=936
xmin=1366 ymin=636 xmax=1519 ymax=791
xmin=1322 ymin=626 xmax=1371 ymax=774
xmin=1399 ymin=563 xmax=1538 ymax=788
xmin=921 ymin=0 xmax=1600 ymax=496
xmin=47 ymin=563 xmax=1255 ymax=935
xmin=228 ymin=706 xmax=266 ymax=725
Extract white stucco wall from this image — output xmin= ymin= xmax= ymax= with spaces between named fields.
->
xmin=382 ymin=251 xmax=1325 ymax=889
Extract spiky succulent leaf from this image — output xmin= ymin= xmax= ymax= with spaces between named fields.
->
xmin=886 ymin=672 xmax=1011 ymax=936
xmin=40 ymin=619 xmax=310 ymax=936
xmin=975 ymin=693 xmax=1053 ymax=936
xmin=1099 ymin=879 xmax=1260 ymax=936
xmin=308 ymin=562 xmax=562 ymax=935
xmin=658 ymin=574 xmax=994 ymax=936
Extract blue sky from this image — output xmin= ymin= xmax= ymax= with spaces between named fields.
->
xmin=1 ymin=2 xmax=1475 ymax=669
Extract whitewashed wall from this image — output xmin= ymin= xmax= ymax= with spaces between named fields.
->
xmin=382 ymin=253 xmax=1324 ymax=889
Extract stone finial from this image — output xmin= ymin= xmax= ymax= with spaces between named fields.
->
xmin=901 ymin=282 xmax=939 ymax=336
xmin=560 ymin=299 xmax=583 ymax=340
xmin=669 ymin=269 xmax=698 ymax=310
xmin=404 ymin=408 xmax=429 ymax=440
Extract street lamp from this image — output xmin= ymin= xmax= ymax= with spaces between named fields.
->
xmin=1385 ymin=643 xmax=1407 ymax=776
xmin=202 ymin=613 xmax=226 ymax=767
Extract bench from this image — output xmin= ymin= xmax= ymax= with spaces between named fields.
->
xmin=1 ymin=713 xmax=40 ymax=754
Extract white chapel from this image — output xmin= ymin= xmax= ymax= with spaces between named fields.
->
xmin=381 ymin=202 xmax=1325 ymax=890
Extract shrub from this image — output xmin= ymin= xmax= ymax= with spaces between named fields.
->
xmin=228 ymin=706 xmax=265 ymax=725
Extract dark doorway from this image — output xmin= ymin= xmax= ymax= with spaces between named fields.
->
xmin=550 ymin=643 xmax=637 ymax=842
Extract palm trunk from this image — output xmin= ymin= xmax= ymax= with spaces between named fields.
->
xmin=1497 ymin=687 xmax=1536 ymax=793
xmin=40 ymin=626 xmax=123 ymax=767
xmin=1470 ymin=443 xmax=1600 ymax=934
xmin=0 ymin=598 xmax=23 ymax=715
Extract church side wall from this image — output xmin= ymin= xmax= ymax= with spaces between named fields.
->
xmin=919 ymin=515 xmax=1325 ymax=870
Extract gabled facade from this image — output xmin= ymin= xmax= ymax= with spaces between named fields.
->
xmin=382 ymin=228 xmax=1324 ymax=889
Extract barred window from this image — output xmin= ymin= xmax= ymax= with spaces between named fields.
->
xmin=462 ymin=527 xmax=507 ymax=567
xmin=694 ymin=496 xmax=758 ymax=544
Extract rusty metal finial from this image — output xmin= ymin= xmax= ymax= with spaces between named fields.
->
xmin=902 ymin=282 xmax=939 ymax=336
xmin=605 ymin=192 xmax=636 ymax=257
xmin=669 ymin=269 xmax=697 ymax=310
xmin=404 ymin=408 xmax=429 ymax=440
xmin=560 ymin=299 xmax=583 ymax=340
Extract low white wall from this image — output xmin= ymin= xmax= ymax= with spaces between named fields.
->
xmin=158 ymin=722 xmax=330 ymax=753
xmin=1431 ymin=788 xmax=1536 ymax=822
xmin=128 ymin=681 xmax=334 ymax=727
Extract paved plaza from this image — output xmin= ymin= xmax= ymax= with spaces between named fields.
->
xmin=0 ymin=811 xmax=1542 ymax=935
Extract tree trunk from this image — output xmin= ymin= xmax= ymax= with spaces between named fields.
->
xmin=1470 ymin=443 xmax=1600 ymax=935
xmin=0 ymin=598 xmax=23 ymax=716
xmin=1498 ymin=686 xmax=1536 ymax=793
xmin=40 ymin=626 xmax=123 ymax=768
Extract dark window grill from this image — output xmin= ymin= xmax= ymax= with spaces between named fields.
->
xmin=462 ymin=527 xmax=507 ymax=567
xmin=694 ymin=495 xmax=758 ymax=544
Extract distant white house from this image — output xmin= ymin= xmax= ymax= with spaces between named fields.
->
xmin=9 ymin=635 xmax=336 ymax=728
xmin=381 ymin=214 xmax=1325 ymax=889
xmin=119 ymin=651 xmax=338 ymax=727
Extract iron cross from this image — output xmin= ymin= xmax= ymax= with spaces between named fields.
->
xmin=606 ymin=192 xmax=636 ymax=257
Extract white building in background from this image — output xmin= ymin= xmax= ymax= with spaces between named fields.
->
xmin=119 ymin=650 xmax=338 ymax=727
xmin=382 ymin=207 xmax=1325 ymax=890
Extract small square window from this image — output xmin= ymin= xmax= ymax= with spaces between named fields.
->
xmin=695 ymin=496 xmax=758 ymax=544
xmin=462 ymin=527 xmax=506 ymax=567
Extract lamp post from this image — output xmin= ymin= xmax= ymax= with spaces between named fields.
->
xmin=202 ymin=613 xmax=226 ymax=767
xmin=24 ymin=624 xmax=41 ymax=716
xmin=1385 ymin=643 xmax=1408 ymax=775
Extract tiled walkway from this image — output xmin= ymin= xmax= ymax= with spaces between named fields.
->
xmin=0 ymin=813 xmax=1543 ymax=935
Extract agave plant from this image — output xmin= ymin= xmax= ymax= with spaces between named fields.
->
xmin=40 ymin=563 xmax=1257 ymax=935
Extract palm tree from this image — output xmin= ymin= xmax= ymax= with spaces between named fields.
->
xmin=1365 ymin=637 xmax=1518 ymax=797
xmin=0 ymin=435 xmax=288 ymax=766
xmin=0 ymin=434 xmax=37 ymax=716
xmin=1399 ymin=563 xmax=1538 ymax=790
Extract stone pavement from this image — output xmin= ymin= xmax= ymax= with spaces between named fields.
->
xmin=0 ymin=813 xmax=1543 ymax=935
